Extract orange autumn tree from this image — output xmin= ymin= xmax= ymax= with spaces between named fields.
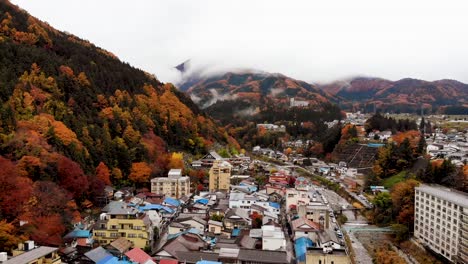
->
xmin=129 ymin=162 xmax=152 ymax=184
xmin=391 ymin=179 xmax=420 ymax=226
xmin=95 ymin=162 xmax=111 ymax=185
xmin=0 ymin=220 xmax=25 ymax=252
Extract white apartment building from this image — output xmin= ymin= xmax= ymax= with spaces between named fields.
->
xmin=414 ymin=184 xmax=468 ymax=263
xmin=151 ymin=169 xmax=190 ymax=199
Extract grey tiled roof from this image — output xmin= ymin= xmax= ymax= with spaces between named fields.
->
xmin=238 ymin=249 xmax=288 ymax=263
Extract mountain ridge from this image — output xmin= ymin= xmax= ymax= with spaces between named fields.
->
xmin=180 ymin=69 xmax=468 ymax=114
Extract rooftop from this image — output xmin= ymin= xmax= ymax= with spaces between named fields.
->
xmin=307 ymin=248 xmax=348 ymax=256
xmin=416 ymin=184 xmax=468 ymax=208
xmin=237 ymin=249 xmax=288 ymax=264
xmin=168 ymin=169 xmax=183 ymax=178
xmin=4 ymin=247 xmax=58 ymax=264
xmin=103 ymin=201 xmax=140 ymax=215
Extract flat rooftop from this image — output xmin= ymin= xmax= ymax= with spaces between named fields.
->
xmin=416 ymin=184 xmax=468 ymax=208
xmin=4 ymin=247 xmax=58 ymax=264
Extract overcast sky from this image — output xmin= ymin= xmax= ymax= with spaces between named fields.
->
xmin=11 ymin=0 xmax=468 ymax=84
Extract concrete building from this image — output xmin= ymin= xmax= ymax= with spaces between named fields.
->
xmin=93 ymin=201 xmax=153 ymax=249
xmin=414 ymin=184 xmax=468 ymax=263
xmin=285 ymin=189 xmax=310 ymax=212
xmin=261 ymin=225 xmax=286 ymax=251
xmin=4 ymin=242 xmax=61 ymax=264
xmin=151 ymin=169 xmax=190 ymax=199
xmin=209 ymin=160 xmax=232 ymax=192
xmin=306 ymin=248 xmax=350 ymax=264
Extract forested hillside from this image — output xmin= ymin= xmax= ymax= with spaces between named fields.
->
xmin=0 ymin=0 xmax=236 ymax=248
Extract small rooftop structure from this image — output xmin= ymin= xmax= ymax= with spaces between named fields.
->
xmin=168 ymin=169 xmax=183 ymax=179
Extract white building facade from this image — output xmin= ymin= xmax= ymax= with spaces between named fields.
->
xmin=414 ymin=184 xmax=468 ymax=263
xmin=151 ymin=169 xmax=190 ymax=198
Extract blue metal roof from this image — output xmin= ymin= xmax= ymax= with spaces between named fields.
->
xmin=232 ymin=228 xmax=241 ymax=237
xmin=295 ymin=237 xmax=315 ymax=262
xmin=195 ymin=198 xmax=209 ymax=205
xmin=167 ymin=228 xmax=202 ymax=240
xmin=137 ymin=204 xmax=174 ymax=214
xmin=269 ymin=202 xmax=280 ymax=209
xmin=164 ymin=197 xmax=181 ymax=207
xmin=368 ymin=143 xmax=385 ymax=148
xmin=64 ymin=229 xmax=91 ymax=239
xmin=196 ymin=261 xmax=222 ymax=264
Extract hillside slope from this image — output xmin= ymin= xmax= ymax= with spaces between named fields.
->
xmin=0 ymin=0 xmax=235 ymax=247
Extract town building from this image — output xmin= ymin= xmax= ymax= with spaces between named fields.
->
xmin=3 ymin=241 xmax=61 ymax=264
xmin=306 ymin=248 xmax=350 ymax=264
xmin=151 ymin=169 xmax=190 ymax=199
xmin=209 ymin=160 xmax=232 ymax=192
xmin=93 ymin=201 xmax=153 ymax=249
xmin=414 ymin=184 xmax=468 ymax=263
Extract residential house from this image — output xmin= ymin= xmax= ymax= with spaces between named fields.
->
xmin=261 ymin=225 xmax=286 ymax=251
xmin=5 ymin=242 xmax=60 ymax=264
xmin=168 ymin=222 xmax=191 ymax=235
xmin=223 ymin=208 xmax=251 ymax=230
xmin=155 ymin=233 xmax=208 ymax=260
xmin=106 ymin=237 xmax=133 ymax=256
xmin=286 ymin=189 xmax=310 ymax=212
xmin=237 ymin=248 xmax=289 ymax=264
xmin=125 ymin=247 xmax=156 ymax=264
xmin=63 ymin=228 xmax=93 ymax=248
xmin=208 ymin=220 xmax=223 ymax=234
xmin=175 ymin=216 xmax=207 ymax=233
xmin=297 ymin=204 xmax=330 ymax=229
xmin=291 ymin=217 xmax=320 ymax=239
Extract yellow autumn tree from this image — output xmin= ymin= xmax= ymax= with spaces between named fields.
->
xmin=168 ymin=152 xmax=184 ymax=169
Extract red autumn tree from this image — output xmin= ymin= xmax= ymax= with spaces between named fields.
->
xmin=197 ymin=183 xmax=204 ymax=192
xmin=95 ymin=162 xmax=111 ymax=185
xmin=250 ymin=211 xmax=263 ymax=228
xmin=57 ymin=156 xmax=89 ymax=199
xmin=30 ymin=214 xmax=65 ymax=246
xmin=29 ymin=181 xmax=69 ymax=218
xmin=0 ymin=157 xmax=33 ymax=220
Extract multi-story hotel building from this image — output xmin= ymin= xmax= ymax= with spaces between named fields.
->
xmin=414 ymin=184 xmax=468 ymax=263
xmin=151 ymin=169 xmax=190 ymax=199
xmin=209 ymin=160 xmax=232 ymax=192
xmin=93 ymin=201 xmax=153 ymax=249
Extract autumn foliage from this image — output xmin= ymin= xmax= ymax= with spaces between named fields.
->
xmin=129 ymin=162 xmax=152 ymax=184
xmin=0 ymin=1 xmax=237 ymax=249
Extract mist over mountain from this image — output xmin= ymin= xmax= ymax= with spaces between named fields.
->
xmin=180 ymin=69 xmax=468 ymax=115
